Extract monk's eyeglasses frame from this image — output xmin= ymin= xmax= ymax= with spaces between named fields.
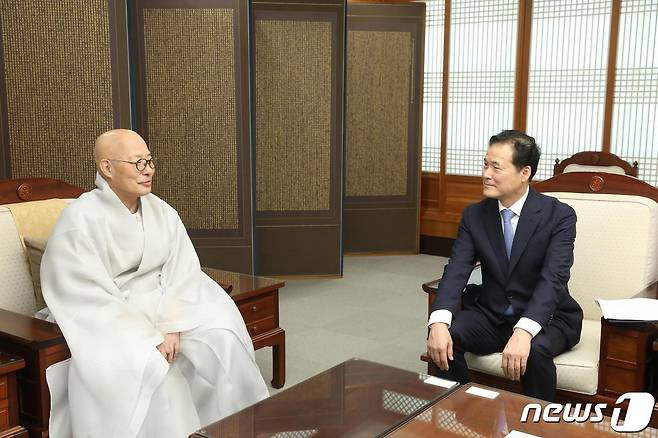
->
xmin=108 ymin=158 xmax=155 ymax=172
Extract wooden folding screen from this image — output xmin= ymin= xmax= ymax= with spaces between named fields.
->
xmin=252 ymin=0 xmax=345 ymax=276
xmin=0 ymin=0 xmax=130 ymax=186
xmin=344 ymin=2 xmax=425 ymax=253
xmin=132 ymin=0 xmax=254 ymax=273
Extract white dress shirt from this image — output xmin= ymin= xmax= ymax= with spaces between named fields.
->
xmin=428 ymin=186 xmax=542 ymax=338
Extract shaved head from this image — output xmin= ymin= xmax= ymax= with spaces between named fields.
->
xmin=94 ymin=129 xmax=147 ymax=168
xmin=94 ymin=129 xmax=154 ymax=213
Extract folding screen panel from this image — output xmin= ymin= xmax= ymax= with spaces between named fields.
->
xmin=344 ymin=2 xmax=425 ymax=253
xmin=132 ymin=0 xmax=254 ymax=273
xmin=0 ymin=0 xmax=130 ymax=185
xmin=253 ymin=0 xmax=345 ymax=276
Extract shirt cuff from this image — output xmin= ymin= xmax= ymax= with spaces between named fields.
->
xmin=428 ymin=309 xmax=452 ymax=328
xmin=514 ymin=317 xmax=542 ymax=338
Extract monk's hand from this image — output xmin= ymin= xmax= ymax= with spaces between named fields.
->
xmin=427 ymin=323 xmax=453 ymax=371
xmin=157 ymin=332 xmax=181 ymax=363
xmin=501 ymin=328 xmax=532 ymax=381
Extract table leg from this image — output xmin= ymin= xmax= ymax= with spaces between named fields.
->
xmin=271 ymin=330 xmax=286 ymax=389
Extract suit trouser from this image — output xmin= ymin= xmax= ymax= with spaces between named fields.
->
xmin=433 ymin=306 xmax=568 ymax=402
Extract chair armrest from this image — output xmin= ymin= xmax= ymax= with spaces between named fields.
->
xmin=631 ymin=280 xmax=658 ymax=299
xmin=0 ymin=308 xmax=66 ymax=348
xmin=422 ymin=263 xmax=482 ymax=295
xmin=422 ymin=278 xmax=441 ymax=295
xmin=201 ymin=267 xmax=233 ymax=293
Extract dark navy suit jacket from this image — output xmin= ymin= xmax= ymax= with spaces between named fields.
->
xmin=431 ymin=187 xmax=583 ymax=349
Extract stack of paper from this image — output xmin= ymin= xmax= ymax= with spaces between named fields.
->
xmin=596 ymin=298 xmax=658 ymax=321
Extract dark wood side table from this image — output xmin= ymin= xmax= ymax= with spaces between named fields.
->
xmin=598 ymin=318 xmax=658 ymax=398
xmin=0 ymin=309 xmax=69 ymax=438
xmin=0 ymin=353 xmax=28 ymax=438
xmin=202 ymin=268 xmax=286 ymax=389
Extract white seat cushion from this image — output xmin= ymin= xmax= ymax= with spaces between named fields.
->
xmin=0 ymin=207 xmax=38 ymax=315
xmin=465 ymin=319 xmax=600 ymax=395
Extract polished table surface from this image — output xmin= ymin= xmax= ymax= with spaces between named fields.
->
xmin=192 ymin=358 xmax=458 ymax=438
xmin=389 ymin=383 xmax=658 ymax=437
xmin=201 ymin=267 xmax=285 ymax=299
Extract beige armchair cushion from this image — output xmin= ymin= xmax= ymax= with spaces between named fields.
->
xmin=465 ymin=319 xmax=601 ymax=395
xmin=543 ymin=192 xmax=658 ymax=320
xmin=0 ymin=199 xmax=71 ymax=316
xmin=24 ymin=236 xmax=48 ymax=310
xmin=563 ymin=164 xmax=628 ymax=175
xmin=6 ymin=199 xmax=68 ymax=248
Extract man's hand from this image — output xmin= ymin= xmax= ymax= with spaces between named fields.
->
xmin=501 ymin=328 xmax=532 ymax=381
xmin=427 ymin=323 xmax=453 ymax=371
xmin=157 ymin=332 xmax=181 ymax=363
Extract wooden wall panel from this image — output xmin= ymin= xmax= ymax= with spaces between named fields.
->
xmin=253 ymin=0 xmax=344 ymax=276
xmin=132 ymin=0 xmax=254 ymax=273
xmin=0 ymin=0 xmax=130 ymax=185
xmin=420 ymin=173 xmax=481 ymax=239
xmin=344 ymin=2 xmax=425 ymax=254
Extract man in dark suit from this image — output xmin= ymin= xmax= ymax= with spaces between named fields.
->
xmin=426 ymin=130 xmax=583 ymax=401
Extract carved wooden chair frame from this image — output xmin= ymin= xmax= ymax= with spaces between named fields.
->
xmin=553 ymin=151 xmax=639 ymax=177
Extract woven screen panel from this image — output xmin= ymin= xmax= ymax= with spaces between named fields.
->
xmin=255 ymin=19 xmax=332 ymax=212
xmin=346 ymin=30 xmax=410 ymax=197
xmin=143 ymin=8 xmax=239 ymax=230
xmin=1 ymin=0 xmax=114 ymax=189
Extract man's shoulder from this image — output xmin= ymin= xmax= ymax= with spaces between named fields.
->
xmin=462 ymin=197 xmax=495 ymax=218
xmin=533 ymin=190 xmax=577 ymax=218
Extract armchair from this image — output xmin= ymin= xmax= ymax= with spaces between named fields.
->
xmin=0 ymin=178 xmax=83 ymax=438
xmin=421 ymin=166 xmax=658 ymax=423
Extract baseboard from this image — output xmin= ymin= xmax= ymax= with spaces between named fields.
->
xmin=420 ymin=235 xmax=454 ymax=257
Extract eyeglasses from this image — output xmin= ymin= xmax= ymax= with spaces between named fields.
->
xmin=109 ymin=157 xmax=155 ymax=172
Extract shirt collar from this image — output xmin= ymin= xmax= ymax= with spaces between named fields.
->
xmin=498 ymin=186 xmax=530 ymax=217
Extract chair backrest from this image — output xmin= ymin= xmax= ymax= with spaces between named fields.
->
xmin=534 ymin=172 xmax=658 ymax=320
xmin=0 ymin=178 xmax=84 ymax=316
xmin=553 ymin=151 xmax=639 ymax=177
xmin=0 ymin=206 xmax=38 ymax=315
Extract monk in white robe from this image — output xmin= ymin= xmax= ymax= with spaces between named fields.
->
xmin=41 ymin=129 xmax=269 ymax=438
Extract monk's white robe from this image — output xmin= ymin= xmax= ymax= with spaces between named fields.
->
xmin=41 ymin=174 xmax=269 ymax=438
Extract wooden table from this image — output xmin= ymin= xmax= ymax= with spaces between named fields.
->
xmin=0 ymin=353 xmax=28 ymax=438
xmin=0 ymin=309 xmax=69 ymax=438
xmin=202 ymin=268 xmax=286 ymax=388
xmin=389 ymin=383 xmax=658 ymax=437
xmin=191 ymin=358 xmax=459 ymax=438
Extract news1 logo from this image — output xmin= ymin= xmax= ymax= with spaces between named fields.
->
xmin=520 ymin=392 xmax=656 ymax=432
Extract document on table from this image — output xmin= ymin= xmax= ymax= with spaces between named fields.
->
xmin=505 ymin=431 xmax=540 ymax=438
xmin=465 ymin=386 xmax=499 ymax=399
xmin=596 ymin=298 xmax=658 ymax=321
xmin=423 ymin=376 xmax=458 ymax=388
